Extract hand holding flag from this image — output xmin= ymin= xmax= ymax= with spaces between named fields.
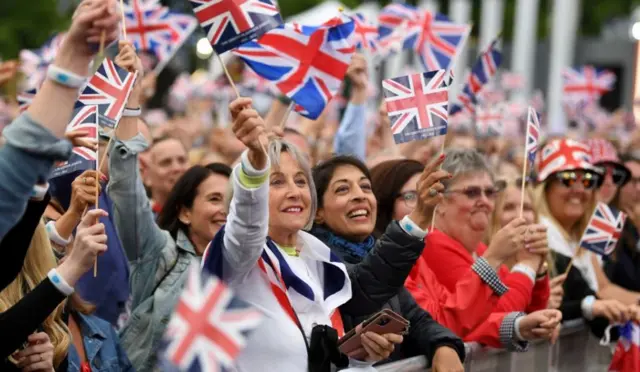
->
xmin=579 ymin=203 xmax=626 ymax=256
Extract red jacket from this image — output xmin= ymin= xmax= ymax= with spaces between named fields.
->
xmin=421 ymin=230 xmax=549 ymax=313
xmin=406 ymin=258 xmax=499 ymax=337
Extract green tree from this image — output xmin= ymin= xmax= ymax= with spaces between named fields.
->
xmin=0 ymin=0 xmax=69 ymax=59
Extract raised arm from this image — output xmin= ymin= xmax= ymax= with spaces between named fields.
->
xmin=333 ymin=54 xmax=367 ymax=161
xmin=205 ymin=98 xmax=270 ymax=283
xmin=0 ymin=0 xmax=118 ymax=240
xmin=108 ymin=41 xmax=167 ymax=262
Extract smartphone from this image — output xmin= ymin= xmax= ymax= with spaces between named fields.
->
xmin=338 ymin=309 xmax=410 ymax=359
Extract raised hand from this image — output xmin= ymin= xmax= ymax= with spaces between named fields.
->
xmin=346 ymin=54 xmax=368 ymax=104
xmin=230 ymin=97 xmax=267 ymax=170
xmin=67 ymin=0 xmax=119 ymax=59
xmin=69 ymin=170 xmax=104 ymax=215
xmin=484 ymin=217 xmax=528 ymax=268
xmin=115 ymin=40 xmax=144 ymax=109
xmin=407 ymin=154 xmax=450 ymax=229
xmin=65 ymin=129 xmax=99 ymax=151
xmin=57 ymin=209 xmax=109 ymax=286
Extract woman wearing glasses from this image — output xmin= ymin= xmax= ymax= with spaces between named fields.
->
xmin=369 ymin=158 xmax=562 ymax=351
xmin=533 ymin=139 xmax=640 ymax=330
xmin=584 ymin=139 xmax=631 ymax=205
xmin=418 ymin=148 xmax=550 ymax=315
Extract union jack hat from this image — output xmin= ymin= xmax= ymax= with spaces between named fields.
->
xmin=584 ymin=138 xmax=621 ymax=165
xmin=537 ymin=138 xmax=602 ymax=183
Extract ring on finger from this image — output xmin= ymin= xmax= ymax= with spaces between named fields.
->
xmin=83 ymin=177 xmax=88 ymax=184
xmin=428 ymin=188 xmax=438 ymax=197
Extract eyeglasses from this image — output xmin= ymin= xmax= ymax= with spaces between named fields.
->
xmin=598 ymin=164 xmax=630 ymax=186
xmin=445 ymin=186 xmax=501 ymax=200
xmin=397 ymin=191 xmax=417 ymax=208
xmin=554 ymin=171 xmax=600 ymax=190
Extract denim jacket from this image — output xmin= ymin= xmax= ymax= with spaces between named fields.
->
xmin=0 ymin=113 xmax=72 ymax=240
xmin=66 ymin=313 xmax=134 ymax=372
xmin=107 ymin=134 xmax=198 ymax=372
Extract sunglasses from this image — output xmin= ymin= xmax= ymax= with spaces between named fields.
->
xmin=598 ymin=164 xmax=630 ymax=186
xmin=554 ymin=171 xmax=600 ymax=190
xmin=445 ymin=186 xmax=501 ymax=200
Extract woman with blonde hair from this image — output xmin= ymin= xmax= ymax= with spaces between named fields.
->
xmin=533 ymin=139 xmax=640 ymax=333
xmin=0 ymin=211 xmax=133 ymax=371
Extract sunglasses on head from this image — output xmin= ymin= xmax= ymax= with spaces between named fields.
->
xmin=446 ymin=186 xmax=501 ymax=200
xmin=598 ymin=163 xmax=630 ymax=186
xmin=554 ymin=170 xmax=600 ymax=190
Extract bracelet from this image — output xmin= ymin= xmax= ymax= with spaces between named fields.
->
xmin=47 ymin=65 xmax=87 ymax=89
xmin=123 ymin=107 xmax=142 ymax=117
xmin=47 ymin=269 xmax=75 ymax=296
xmin=45 ymin=220 xmax=72 ymax=247
xmin=30 ymin=183 xmax=49 ymax=201
xmin=399 ymin=215 xmax=428 ymax=239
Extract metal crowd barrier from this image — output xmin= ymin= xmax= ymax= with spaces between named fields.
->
xmin=375 ymin=320 xmax=614 ymax=372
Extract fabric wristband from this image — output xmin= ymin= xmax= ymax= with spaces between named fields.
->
xmin=47 ymin=65 xmax=87 ymax=89
xmin=581 ymin=295 xmax=596 ymax=320
xmin=399 ymin=215 xmax=428 ymax=239
xmin=30 ymin=183 xmax=49 ymax=201
xmin=45 ymin=220 xmax=72 ymax=247
xmin=123 ymin=107 xmax=142 ymax=117
xmin=47 ymin=269 xmax=75 ymax=296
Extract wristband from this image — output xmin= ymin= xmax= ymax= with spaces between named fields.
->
xmin=123 ymin=107 xmax=142 ymax=117
xmin=30 ymin=183 xmax=49 ymax=201
xmin=47 ymin=268 xmax=75 ymax=296
xmin=581 ymin=295 xmax=596 ymax=320
xmin=45 ymin=220 xmax=72 ymax=247
xmin=399 ymin=215 xmax=428 ymax=239
xmin=47 ymin=65 xmax=87 ymax=89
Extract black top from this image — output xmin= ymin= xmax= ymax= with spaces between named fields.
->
xmin=314 ymin=222 xmax=466 ymax=366
xmin=605 ymin=222 xmax=640 ymax=293
xmin=553 ymin=252 xmax=612 ymax=339
xmin=0 ymin=194 xmax=50 ymax=291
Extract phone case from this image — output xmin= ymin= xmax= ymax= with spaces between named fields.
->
xmin=338 ymin=310 xmax=410 ymax=359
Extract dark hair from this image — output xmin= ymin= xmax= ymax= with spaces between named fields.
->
xmin=312 ymin=155 xmax=371 ymax=209
xmin=157 ymin=163 xmax=232 ymax=239
xmin=611 ymin=153 xmax=640 ymax=262
xmin=370 ymin=159 xmax=424 ymax=237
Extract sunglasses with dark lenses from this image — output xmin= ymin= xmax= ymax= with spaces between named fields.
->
xmin=554 ymin=171 xmax=600 ymax=190
xmin=446 ymin=186 xmax=501 ymax=200
xmin=599 ymin=164 xmax=630 ymax=186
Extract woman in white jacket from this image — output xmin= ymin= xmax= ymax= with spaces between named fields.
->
xmin=203 ymin=98 xmax=403 ymax=371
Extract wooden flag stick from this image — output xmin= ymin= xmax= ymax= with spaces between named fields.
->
xmin=430 ymin=140 xmax=446 ymax=231
xmin=563 ymin=246 xmax=582 ymax=275
xmin=216 ymin=52 xmax=268 ymax=155
xmin=279 ymin=101 xmax=294 ymax=129
xmin=120 ymin=0 xmax=127 ymax=40
xmin=99 ymin=30 xmax=106 ymax=57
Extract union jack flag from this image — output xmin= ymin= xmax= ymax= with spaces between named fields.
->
xmin=467 ymin=38 xmax=502 ymax=94
xmin=525 ymin=107 xmax=541 ymax=164
xmin=501 ymin=71 xmax=525 ymax=90
xmin=190 ymin=0 xmax=283 ymax=54
xmin=76 ymin=58 xmax=138 ymax=128
xmin=51 ymin=105 xmax=99 ymax=179
xmin=475 ymin=105 xmax=503 ymax=137
xmin=608 ymin=321 xmax=640 ymax=372
xmin=580 ymin=202 xmax=626 ymax=256
xmin=378 ymin=3 xmax=419 ymax=39
xmin=17 ymin=88 xmax=37 ymax=113
xmin=19 ymin=33 xmax=65 ymax=90
xmin=382 ymin=69 xmax=449 ymax=144
xmin=415 ymin=12 xmax=470 ymax=73
xmin=160 ymin=264 xmax=263 ymax=371
xmin=124 ymin=0 xmax=197 ymax=74
xmin=563 ymin=65 xmax=616 ymax=105
xmin=234 ymin=19 xmax=356 ymax=119
xmin=352 ymin=13 xmax=379 ymax=53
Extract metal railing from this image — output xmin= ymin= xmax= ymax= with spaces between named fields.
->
xmin=375 ymin=320 xmax=614 ymax=372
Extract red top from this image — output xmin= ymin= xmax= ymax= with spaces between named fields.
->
xmin=152 ymin=201 xmax=162 ymax=215
xmin=421 ymin=230 xmax=549 ymax=313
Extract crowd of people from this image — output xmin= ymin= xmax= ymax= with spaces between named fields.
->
xmin=1 ymin=0 xmax=640 ymax=371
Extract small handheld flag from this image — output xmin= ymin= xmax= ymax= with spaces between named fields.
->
xmin=189 ymin=0 xmax=283 ymax=54
xmin=76 ymin=58 xmax=138 ymax=128
xmin=475 ymin=105 xmax=503 ymax=137
xmin=382 ymin=69 xmax=449 ymax=144
xmin=159 ymin=264 xmax=263 ymax=371
xmin=519 ymin=106 xmax=541 ymax=217
xmin=579 ymin=202 xmax=626 ymax=256
xmin=608 ymin=321 xmax=640 ymax=372
xmin=562 ymin=65 xmax=616 ymax=105
xmin=50 ymin=105 xmax=99 ymax=179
